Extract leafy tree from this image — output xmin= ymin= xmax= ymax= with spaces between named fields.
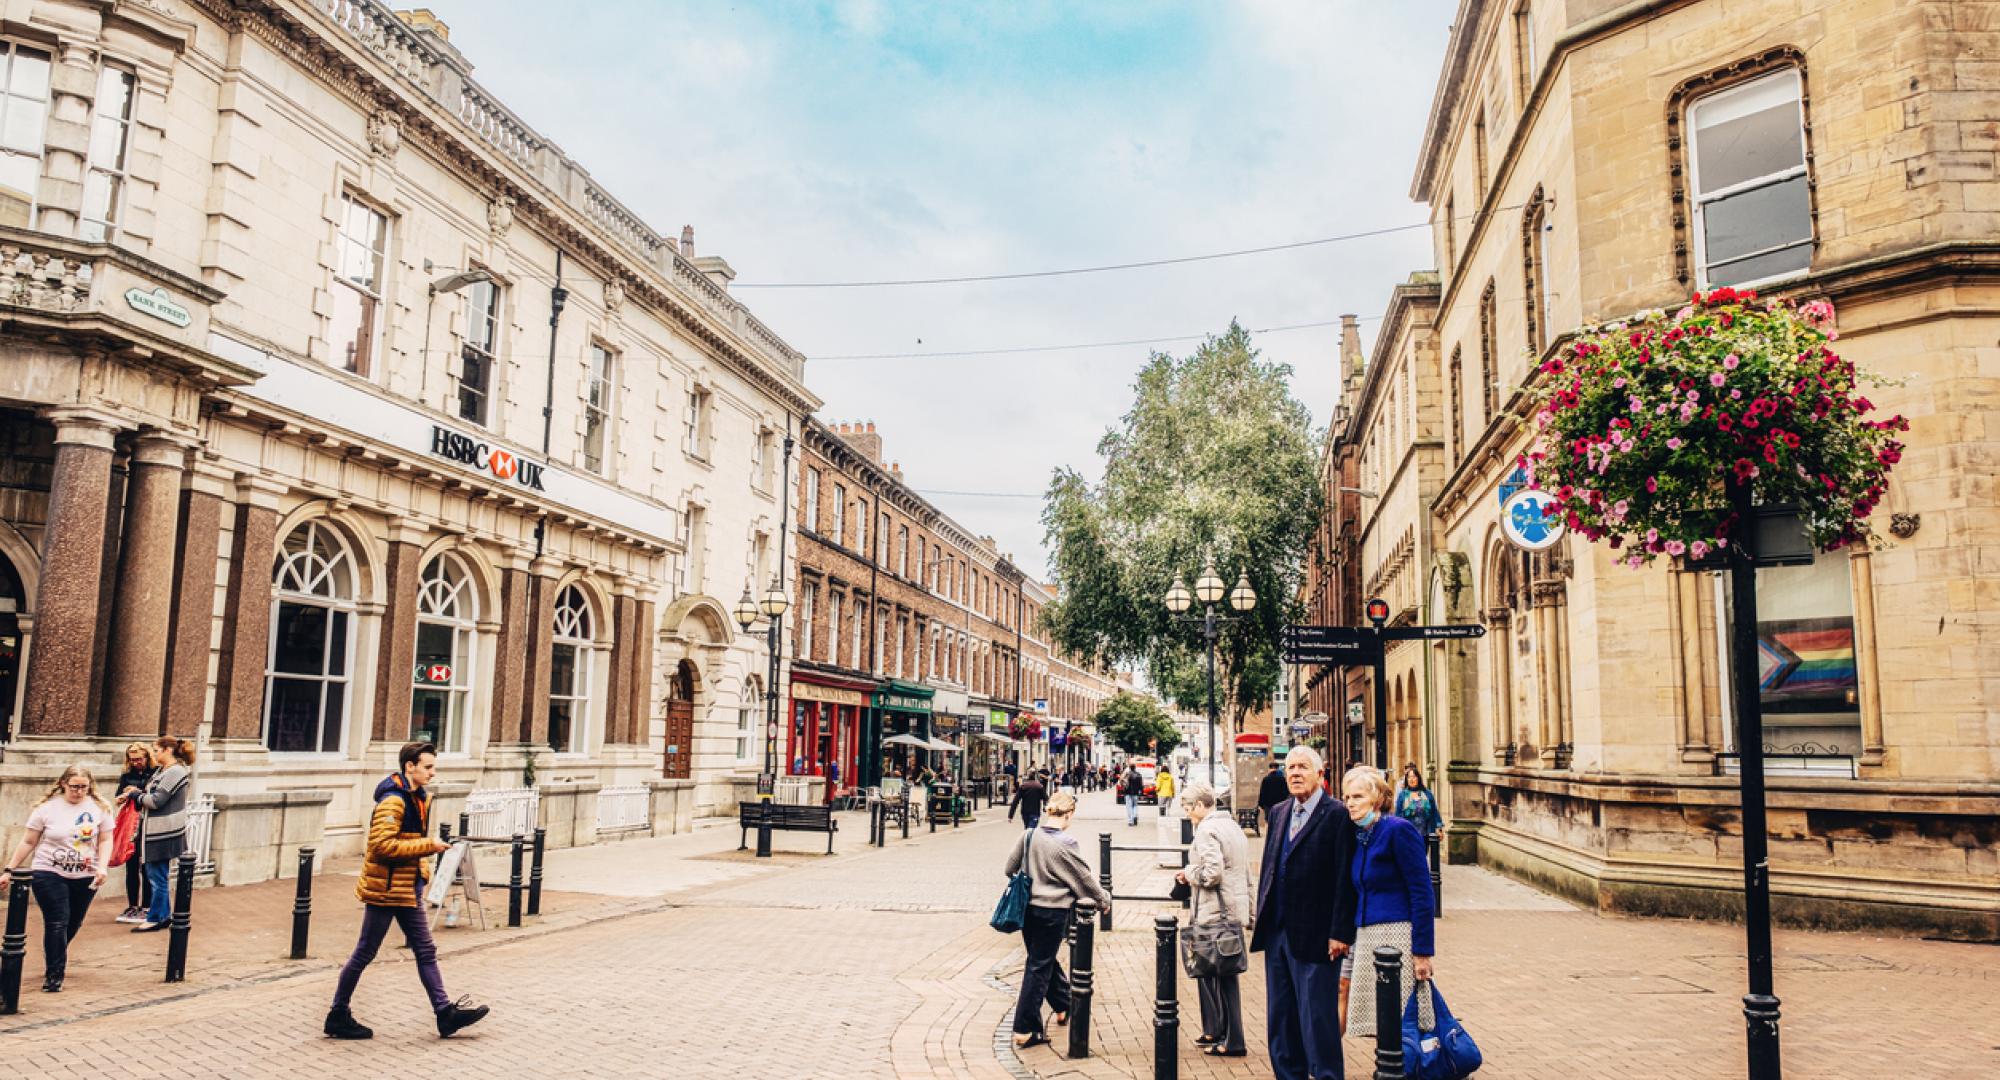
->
xmin=1092 ymin=692 xmax=1183 ymax=756
xmin=1043 ymin=322 xmax=1322 ymax=730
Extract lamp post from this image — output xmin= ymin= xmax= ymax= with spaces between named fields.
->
xmin=1164 ymin=555 xmax=1256 ymax=795
xmin=735 ymin=430 xmax=795 ymax=859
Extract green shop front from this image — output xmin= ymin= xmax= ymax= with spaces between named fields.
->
xmin=865 ymin=680 xmax=934 ymax=785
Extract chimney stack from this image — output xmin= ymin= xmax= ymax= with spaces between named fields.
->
xmin=1340 ymin=314 xmax=1365 ymax=396
xmin=835 ymin=419 xmax=884 ymax=464
xmin=680 ymin=225 xmax=695 ymax=257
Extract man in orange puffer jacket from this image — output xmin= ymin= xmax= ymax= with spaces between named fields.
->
xmin=324 ymin=742 xmax=489 ymax=1040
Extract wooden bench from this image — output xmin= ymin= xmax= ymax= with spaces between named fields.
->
xmin=738 ymin=802 xmax=838 ymax=854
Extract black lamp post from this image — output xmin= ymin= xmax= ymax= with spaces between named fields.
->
xmin=735 ymin=431 xmax=795 ymax=859
xmin=1164 ymin=555 xmax=1256 ymax=795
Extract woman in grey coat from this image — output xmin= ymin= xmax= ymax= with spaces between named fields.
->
xmin=1002 ymin=790 xmax=1112 ymax=1048
xmin=133 ymin=737 xmax=194 ymax=932
xmin=1175 ymin=782 xmax=1252 ymax=1057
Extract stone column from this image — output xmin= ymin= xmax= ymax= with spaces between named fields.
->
xmin=605 ymin=588 xmax=633 ymax=748
xmin=1671 ymin=568 xmax=1715 ymax=761
xmin=369 ymin=520 xmax=426 ymax=743
xmin=488 ymin=557 xmax=532 ymax=747
xmin=1849 ymin=549 xmax=1887 ymax=767
xmin=18 ymin=407 xmax=125 ymax=739
xmin=630 ymin=588 xmax=657 ymax=750
xmin=161 ymin=460 xmax=233 ymax=738
xmin=1482 ymin=607 xmax=1512 ymax=763
xmin=521 ymin=558 xmax=559 ymax=748
xmin=105 ymin=433 xmax=192 ymax=737
xmin=210 ymin=476 xmax=287 ymax=748
xmin=1530 ymin=588 xmax=1557 ymax=761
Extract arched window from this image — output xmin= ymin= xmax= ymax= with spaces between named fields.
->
xmin=549 ymin=584 xmax=596 ymax=754
xmin=265 ymin=521 xmax=356 ymax=753
xmin=1479 ymin=280 xmax=1499 ymax=424
xmin=737 ymin=676 xmax=761 ymax=761
xmin=411 ymin=552 xmax=478 ymax=754
xmin=1448 ymin=346 xmax=1464 ymax=464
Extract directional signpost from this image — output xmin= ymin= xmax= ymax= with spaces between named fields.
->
xmin=1281 ymin=598 xmax=1486 ymax=770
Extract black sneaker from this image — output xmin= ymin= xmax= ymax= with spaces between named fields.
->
xmin=323 ymin=1006 xmax=374 ymax=1040
xmin=435 ymin=997 xmax=489 ymax=1038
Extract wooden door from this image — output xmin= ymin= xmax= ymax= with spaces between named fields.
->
xmin=663 ymin=700 xmax=694 ymax=779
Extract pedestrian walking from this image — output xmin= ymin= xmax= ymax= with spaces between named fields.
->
xmin=1154 ymin=763 xmax=1175 ymax=816
xmin=1249 ymin=745 xmax=1357 ymax=1080
xmin=1394 ymin=763 xmax=1444 ymax=839
xmin=1176 ymin=782 xmax=1252 ymax=1057
xmin=1341 ymin=765 xmax=1435 ymax=1042
xmin=1257 ymin=760 xmax=1288 ymax=815
xmin=324 ymin=742 xmax=489 ymax=1041
xmin=132 ymin=736 xmax=195 ymax=933
xmin=1009 ymin=770 xmax=1047 ymax=830
xmin=3 ymin=765 xmax=116 ymax=992
xmin=1119 ymin=763 xmax=1141 ymax=826
xmin=114 ymin=741 xmax=155 ymax=923
xmin=1001 ymin=791 xmax=1111 ymax=1049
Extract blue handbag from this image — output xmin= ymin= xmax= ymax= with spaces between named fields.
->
xmin=991 ymin=830 xmax=1034 ymax=934
xmin=1401 ymin=981 xmax=1483 ymax=1079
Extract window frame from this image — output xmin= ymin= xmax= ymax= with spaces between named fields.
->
xmin=330 ymin=193 xmax=391 ymax=377
xmin=548 ymin=583 xmax=596 ymax=756
xmin=0 ymin=42 xmax=51 ymax=228
xmin=583 ymin=342 xmax=615 ymax=474
xmin=411 ymin=552 xmax=479 ymax=756
xmin=1686 ymin=67 xmax=1813 ymax=290
xmin=79 ymin=64 xmax=135 ymax=242
xmin=457 ymin=277 xmax=501 ymax=426
xmin=262 ymin=521 xmax=357 ymax=757
xmin=682 ymin=385 xmax=712 ymax=461
xmin=804 ymin=468 xmax=822 ymax=533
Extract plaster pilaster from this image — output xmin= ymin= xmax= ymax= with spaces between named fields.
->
xmin=370 ymin=524 xmax=427 ymax=742
xmin=488 ymin=557 xmax=531 ymax=747
xmin=522 ymin=557 xmax=560 ymax=748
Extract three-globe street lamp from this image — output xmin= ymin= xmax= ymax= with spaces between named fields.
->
xmin=734 ymin=575 xmax=791 ymax=858
xmin=1164 ymin=555 xmax=1256 ymax=800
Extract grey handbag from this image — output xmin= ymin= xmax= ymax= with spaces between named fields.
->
xmin=1180 ymin=870 xmax=1249 ymax=977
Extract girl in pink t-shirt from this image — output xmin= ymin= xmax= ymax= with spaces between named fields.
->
xmin=3 ymin=764 xmax=115 ymax=993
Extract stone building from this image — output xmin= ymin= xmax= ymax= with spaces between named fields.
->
xmin=0 ymin=1 xmax=816 ymax=876
xmin=787 ymin=419 xmax=1121 ymax=795
xmin=1313 ymin=0 xmax=2000 ymax=937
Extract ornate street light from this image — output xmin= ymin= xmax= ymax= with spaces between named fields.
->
xmin=739 ymin=428 xmax=796 ymax=859
xmin=733 ymin=586 xmax=759 ymax=632
xmin=760 ymin=575 xmax=790 ymax=618
xmin=1228 ymin=571 xmax=1256 ymax=613
xmin=1164 ymin=576 xmax=1193 ymax=614
xmin=1166 ymin=554 xmax=1254 ymax=807
xmin=1194 ymin=557 xmax=1225 ymax=605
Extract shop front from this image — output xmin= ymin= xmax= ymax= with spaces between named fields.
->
xmin=873 ymin=681 xmax=935 ymax=781
xmin=788 ymin=673 xmax=873 ymax=800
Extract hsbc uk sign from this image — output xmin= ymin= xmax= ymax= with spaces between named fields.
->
xmin=429 ymin=425 xmax=546 ymax=492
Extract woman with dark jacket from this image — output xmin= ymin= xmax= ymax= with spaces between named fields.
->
xmin=1394 ymin=763 xmax=1445 ymax=839
xmin=1002 ymin=791 xmax=1112 ymax=1049
xmin=133 ymin=737 xmax=194 ymax=933
xmin=115 ymin=741 xmax=156 ymax=923
xmin=1340 ymin=765 xmax=1436 ymax=1041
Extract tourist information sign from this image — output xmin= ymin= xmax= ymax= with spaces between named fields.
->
xmin=1280 ymin=603 xmax=1486 ymax=768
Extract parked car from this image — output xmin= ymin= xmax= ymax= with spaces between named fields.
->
xmin=1124 ymin=758 xmax=1160 ymax=804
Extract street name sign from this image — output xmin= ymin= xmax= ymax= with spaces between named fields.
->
xmin=1381 ymin=624 xmax=1487 ymax=641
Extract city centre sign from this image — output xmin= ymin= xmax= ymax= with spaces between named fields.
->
xmin=429 ymin=425 xmax=546 ymax=492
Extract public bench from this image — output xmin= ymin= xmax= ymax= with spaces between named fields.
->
xmin=737 ymin=802 xmax=838 ymax=854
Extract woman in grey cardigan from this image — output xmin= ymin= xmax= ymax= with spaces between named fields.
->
xmin=1176 ymin=782 xmax=1253 ymax=1057
xmin=1001 ymin=790 xmax=1112 ymax=1048
xmin=133 ymin=737 xmax=194 ymax=932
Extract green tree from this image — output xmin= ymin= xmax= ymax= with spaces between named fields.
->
xmin=1092 ymin=692 xmax=1183 ymax=756
xmin=1043 ymin=323 xmax=1322 ymax=730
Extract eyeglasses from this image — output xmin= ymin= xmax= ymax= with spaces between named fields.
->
xmin=63 ymin=782 xmax=90 ymax=792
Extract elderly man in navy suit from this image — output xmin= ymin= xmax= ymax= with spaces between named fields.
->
xmin=1249 ymin=744 xmax=1358 ymax=1080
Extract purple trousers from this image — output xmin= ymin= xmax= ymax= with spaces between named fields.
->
xmin=331 ymin=883 xmax=450 ymax=1013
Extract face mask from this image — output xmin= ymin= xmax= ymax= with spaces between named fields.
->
xmin=1358 ymin=810 xmax=1380 ymax=828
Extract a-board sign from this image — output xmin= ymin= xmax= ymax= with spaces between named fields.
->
xmin=425 ymin=840 xmax=481 ymax=911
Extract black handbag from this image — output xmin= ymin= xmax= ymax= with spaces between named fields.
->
xmin=1180 ymin=860 xmax=1248 ymax=977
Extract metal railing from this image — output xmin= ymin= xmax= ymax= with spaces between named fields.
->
xmin=464 ymin=787 xmax=539 ymax=838
xmin=185 ymin=793 xmax=217 ymax=874
xmin=595 ymin=785 xmax=649 ymax=832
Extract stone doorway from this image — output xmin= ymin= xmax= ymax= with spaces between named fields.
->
xmin=663 ymin=659 xmax=698 ymax=779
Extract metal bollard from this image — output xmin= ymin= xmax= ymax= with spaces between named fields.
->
xmin=1097 ymin=833 xmax=1114 ymax=931
xmin=901 ymin=799 xmax=910 ymax=840
xmin=1180 ymin=816 xmax=1193 ymax=845
xmin=1428 ymin=833 xmax=1443 ymax=917
xmin=1373 ymin=946 xmax=1406 ymax=1080
xmin=165 ymin=851 xmax=195 ymax=982
xmin=528 ymin=827 xmax=546 ymax=917
xmin=1153 ymin=916 xmax=1179 ymax=1080
xmin=458 ymin=810 xmax=470 ymax=840
xmin=1 ymin=872 xmax=28 ymax=1014
xmin=290 ymin=846 xmax=316 ymax=960
xmin=1068 ymin=900 xmax=1096 ymax=1060
xmin=507 ymin=833 xmax=525 ymax=928
xmin=869 ymin=799 xmax=881 ymax=847
xmin=929 ymin=795 xmax=937 ymax=834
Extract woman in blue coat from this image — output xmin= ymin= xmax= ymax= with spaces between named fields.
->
xmin=1340 ymin=765 xmax=1435 ymax=1040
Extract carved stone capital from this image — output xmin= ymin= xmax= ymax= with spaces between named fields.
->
xmin=487 ymin=195 xmax=515 ymax=238
xmin=367 ymin=109 xmax=401 ymax=159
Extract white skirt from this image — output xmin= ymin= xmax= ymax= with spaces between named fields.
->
xmin=1346 ymin=920 xmax=1432 ymax=1038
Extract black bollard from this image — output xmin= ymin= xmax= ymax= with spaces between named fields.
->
xmin=507 ymin=833 xmax=525 ymax=928
xmin=458 ymin=810 xmax=470 ymax=840
xmin=290 ymin=846 xmax=316 ymax=960
xmin=901 ymin=797 xmax=910 ymax=840
xmin=1373 ymin=946 xmax=1405 ymax=1080
xmin=929 ymin=792 xmax=937 ymax=834
xmin=1745 ymin=994 xmax=1783 ymax=1079
xmin=0 ymin=872 xmax=28 ymax=1015
xmin=1097 ymin=833 xmax=1113 ymax=931
xmin=528 ymin=827 xmax=546 ymax=917
xmin=1428 ymin=833 xmax=1443 ymax=917
xmin=869 ymin=799 xmax=880 ymax=847
xmin=1068 ymin=900 xmax=1096 ymax=1060
xmin=1153 ymin=915 xmax=1179 ymax=1080
xmin=1180 ymin=815 xmax=1193 ymax=845
xmin=165 ymin=851 xmax=195 ymax=983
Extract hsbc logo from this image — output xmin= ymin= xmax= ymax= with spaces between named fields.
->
xmin=429 ymin=426 xmax=546 ymax=492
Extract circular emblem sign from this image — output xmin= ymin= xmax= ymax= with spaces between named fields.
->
xmin=487 ymin=450 xmax=517 ymax=480
xmin=1501 ymin=488 xmax=1567 ymax=551
xmin=1365 ymin=597 xmax=1389 ymax=624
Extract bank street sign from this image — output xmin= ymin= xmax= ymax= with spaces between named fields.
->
xmin=1501 ymin=487 xmax=1566 ymax=551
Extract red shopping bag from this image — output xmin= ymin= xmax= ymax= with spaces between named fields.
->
xmin=109 ymin=798 xmax=139 ymax=867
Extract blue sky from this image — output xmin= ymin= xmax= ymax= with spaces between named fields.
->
xmin=425 ymin=0 xmax=1451 ymax=577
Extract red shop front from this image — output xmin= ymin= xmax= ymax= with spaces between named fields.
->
xmin=787 ymin=674 xmax=872 ymax=799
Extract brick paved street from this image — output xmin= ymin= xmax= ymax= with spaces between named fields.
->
xmin=2 ymin=790 xmax=1994 ymax=1078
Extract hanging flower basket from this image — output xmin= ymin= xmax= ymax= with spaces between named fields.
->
xmin=1523 ymin=288 xmax=1907 ymax=566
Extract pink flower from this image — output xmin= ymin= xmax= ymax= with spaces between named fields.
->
xmin=1645 ymin=528 xmax=1659 ymax=545
xmin=1665 ymin=540 xmax=1686 ymax=556
xmin=1724 ymin=354 xmax=1740 ymax=369
xmin=1613 ymin=377 xmax=1627 ymax=389
xmin=1666 ymin=437 xmax=1683 ymax=450
xmin=1690 ymin=541 xmax=1710 ymax=559
xmin=1655 ymin=404 xmax=1669 ymax=415
xmin=1730 ymin=389 xmax=1743 ymax=399
xmin=1709 ymin=373 xmax=1727 ymax=387
xmin=1645 ymin=476 xmax=1658 ymax=493
xmin=1613 ymin=499 xmax=1629 ymax=517
xmin=1620 ymin=439 xmax=1636 ymax=453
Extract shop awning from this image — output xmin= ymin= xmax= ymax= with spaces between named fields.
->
xmin=927 ymin=738 xmax=963 ymax=753
xmin=974 ymin=732 xmax=1018 ymax=745
xmin=882 ymin=734 xmax=930 ymax=748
